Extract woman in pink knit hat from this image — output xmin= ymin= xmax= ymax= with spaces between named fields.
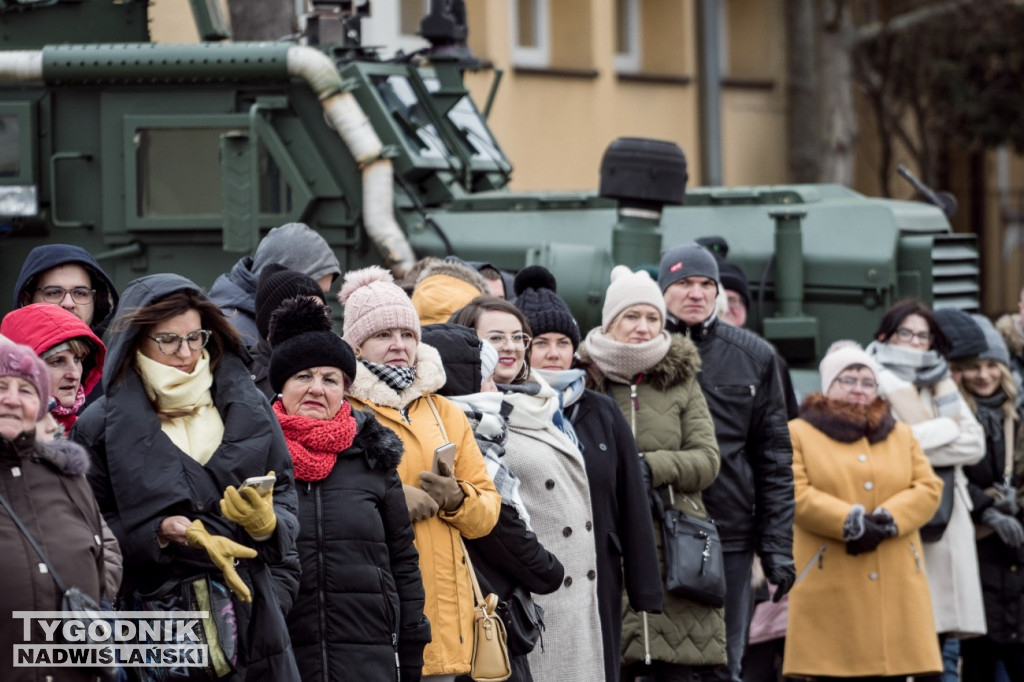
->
xmin=339 ymin=266 xmax=501 ymax=682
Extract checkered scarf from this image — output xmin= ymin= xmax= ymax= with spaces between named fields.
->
xmin=447 ymin=391 xmax=532 ymax=529
xmin=359 ymin=359 xmax=417 ymax=392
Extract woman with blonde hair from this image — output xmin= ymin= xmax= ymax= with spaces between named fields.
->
xmin=949 ymin=314 xmax=1024 ymax=681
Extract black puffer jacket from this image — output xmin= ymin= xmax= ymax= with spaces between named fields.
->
xmin=568 ymin=388 xmax=662 ymax=682
xmin=287 ymin=408 xmax=430 ymax=682
xmin=0 ymin=431 xmax=105 ymax=682
xmin=666 ymin=317 xmax=794 ymax=555
xmin=963 ymin=396 xmax=1024 ymax=643
xmin=72 ymin=273 xmax=301 ymax=682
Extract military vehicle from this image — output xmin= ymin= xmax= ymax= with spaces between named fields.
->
xmin=0 ymin=0 xmax=978 ymax=386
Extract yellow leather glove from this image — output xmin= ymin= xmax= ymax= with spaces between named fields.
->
xmin=185 ymin=520 xmax=258 ymax=603
xmin=220 ymin=473 xmax=277 ymax=540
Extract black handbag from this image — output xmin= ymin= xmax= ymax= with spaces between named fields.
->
xmin=128 ymin=574 xmax=239 ymax=681
xmin=920 ymin=466 xmax=955 ymax=543
xmin=660 ymin=505 xmax=727 ymax=608
xmin=495 ymin=586 xmax=545 ymax=657
xmin=0 ymin=490 xmax=119 ymax=681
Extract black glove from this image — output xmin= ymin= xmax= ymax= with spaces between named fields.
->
xmin=982 ymin=507 xmax=1024 ymax=548
xmin=992 ymin=484 xmax=1019 ymax=517
xmin=846 ymin=517 xmax=889 ymax=555
xmin=760 ymin=552 xmax=796 ymax=602
xmin=639 ymin=454 xmax=653 ymax=493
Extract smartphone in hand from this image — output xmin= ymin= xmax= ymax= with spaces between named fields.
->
xmin=433 ymin=443 xmax=456 ymax=477
xmin=240 ymin=475 xmax=275 ymax=495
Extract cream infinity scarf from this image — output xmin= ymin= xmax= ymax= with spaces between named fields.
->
xmin=579 ymin=328 xmax=672 ymax=385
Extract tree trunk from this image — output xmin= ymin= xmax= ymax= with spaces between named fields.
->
xmin=818 ymin=0 xmax=857 ymax=185
xmin=228 ymin=0 xmax=298 ymax=42
xmin=785 ymin=0 xmax=819 ymax=183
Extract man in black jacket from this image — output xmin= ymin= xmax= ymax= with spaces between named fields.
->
xmin=658 ymin=242 xmax=796 ymax=682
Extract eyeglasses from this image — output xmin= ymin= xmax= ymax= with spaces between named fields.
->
xmin=37 ymin=286 xmax=95 ymax=304
xmin=484 ymin=333 xmax=531 ymax=349
xmin=147 ymin=329 xmax=212 ymax=355
xmin=834 ymin=376 xmax=878 ymax=391
xmin=894 ymin=328 xmax=933 ymax=344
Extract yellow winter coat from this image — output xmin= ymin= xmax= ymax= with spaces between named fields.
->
xmin=784 ymin=394 xmax=944 ymax=678
xmin=346 ymin=343 xmax=501 ymax=676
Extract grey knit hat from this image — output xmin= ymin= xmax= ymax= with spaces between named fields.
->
xmin=971 ymin=314 xmax=1011 ymax=368
xmin=658 ymin=241 xmax=720 ymax=293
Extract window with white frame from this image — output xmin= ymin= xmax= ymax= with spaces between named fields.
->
xmin=614 ymin=0 xmax=641 ymax=73
xmin=510 ymin=0 xmax=550 ymax=67
xmin=359 ymin=0 xmax=430 ymax=59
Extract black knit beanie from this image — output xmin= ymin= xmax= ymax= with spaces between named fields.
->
xmin=933 ymin=308 xmax=986 ymax=361
xmin=512 ymin=265 xmax=581 ymax=350
xmin=256 ymin=264 xmax=327 ymax=341
xmin=268 ymin=296 xmax=356 ymax=394
xmin=718 ymin=262 xmax=751 ymax=310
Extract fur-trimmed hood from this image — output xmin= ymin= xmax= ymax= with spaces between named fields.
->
xmin=797 ymin=393 xmax=896 ymax=444
xmin=4 ymin=431 xmax=91 ymax=476
xmin=996 ymin=313 xmax=1024 ymax=358
xmin=644 ymin=334 xmax=702 ymax=391
xmin=347 ymin=342 xmax=447 ymax=409
xmin=348 ymin=409 xmax=404 ymax=471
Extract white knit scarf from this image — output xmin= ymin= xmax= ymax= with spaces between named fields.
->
xmin=135 ymin=349 xmax=224 ymax=465
xmin=579 ymin=327 xmax=672 ymax=385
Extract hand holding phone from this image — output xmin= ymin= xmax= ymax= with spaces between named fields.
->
xmin=433 ymin=442 xmax=456 ymax=477
xmin=240 ymin=474 xmax=276 ymax=496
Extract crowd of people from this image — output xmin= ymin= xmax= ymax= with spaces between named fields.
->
xmin=2 ymin=222 xmax=1023 ymax=682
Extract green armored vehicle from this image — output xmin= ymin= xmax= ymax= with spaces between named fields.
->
xmin=0 ymin=0 xmax=978 ymax=380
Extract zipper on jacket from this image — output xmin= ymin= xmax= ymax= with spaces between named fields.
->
xmin=642 ymin=611 xmax=652 ymax=665
xmin=909 ymin=542 xmax=922 ymax=572
xmin=378 ymin=568 xmax=400 ymax=682
xmin=314 ymin=484 xmax=329 ymax=678
xmin=680 ymin=493 xmax=699 ymax=511
xmin=629 ymin=382 xmax=639 ymax=436
xmin=794 ymin=544 xmax=828 ymax=586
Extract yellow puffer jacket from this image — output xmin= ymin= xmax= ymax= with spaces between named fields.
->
xmin=346 ymin=343 xmax=502 ymax=676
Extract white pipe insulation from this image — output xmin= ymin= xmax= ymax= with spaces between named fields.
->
xmin=287 ymin=46 xmax=417 ymax=277
xmin=0 ymin=52 xmax=43 ymax=83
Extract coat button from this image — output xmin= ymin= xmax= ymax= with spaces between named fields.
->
xmin=864 ymin=482 xmax=874 ymax=491
xmin=564 ymin=576 xmax=572 ymax=587
xmin=858 ymin=455 xmax=867 ymax=462
xmin=545 ymin=480 xmax=555 ymax=490
xmin=563 ymin=527 xmax=573 ymax=537
xmin=869 ymin=572 xmax=878 ymax=580
xmin=587 ymin=570 xmax=596 ymax=580
xmin=585 ymin=521 xmax=593 ymax=531
xmin=1012 ymin=565 xmax=1019 ymax=573
xmin=599 ymin=443 xmax=607 ymax=451
xmin=196 ymin=501 xmax=206 ymax=511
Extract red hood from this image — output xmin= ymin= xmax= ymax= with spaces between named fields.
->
xmin=0 ymin=303 xmax=107 ymax=398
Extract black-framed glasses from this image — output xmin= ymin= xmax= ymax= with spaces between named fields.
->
xmin=894 ymin=327 xmax=933 ymax=344
xmin=37 ymin=286 xmax=95 ymax=304
xmin=834 ymin=376 xmax=878 ymax=391
xmin=484 ymin=333 xmax=531 ymax=349
xmin=147 ymin=329 xmax=212 ymax=355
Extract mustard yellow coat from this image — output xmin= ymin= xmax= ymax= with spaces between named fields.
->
xmin=784 ymin=396 xmax=944 ymax=678
xmin=347 ymin=344 xmax=501 ymax=676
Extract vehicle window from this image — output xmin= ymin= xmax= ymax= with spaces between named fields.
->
xmin=371 ymin=74 xmax=450 ymax=159
xmin=0 ymin=115 xmax=19 ymax=178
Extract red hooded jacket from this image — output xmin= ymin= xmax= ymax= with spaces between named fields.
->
xmin=1 ymin=303 xmax=106 ymax=431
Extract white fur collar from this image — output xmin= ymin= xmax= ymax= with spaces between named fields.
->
xmin=347 ymin=342 xmax=447 ymax=409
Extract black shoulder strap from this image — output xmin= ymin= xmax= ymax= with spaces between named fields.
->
xmin=0 ymin=490 xmax=69 ymax=594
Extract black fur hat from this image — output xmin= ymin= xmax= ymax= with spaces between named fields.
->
xmin=256 ymin=264 xmax=326 ymax=341
xmin=268 ymin=296 xmax=356 ymax=394
xmin=513 ymin=265 xmax=581 ymax=350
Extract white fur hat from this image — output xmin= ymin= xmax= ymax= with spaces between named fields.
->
xmin=819 ymin=340 xmax=881 ymax=394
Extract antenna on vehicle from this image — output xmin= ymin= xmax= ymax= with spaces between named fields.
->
xmin=897 ymin=164 xmax=958 ymax=218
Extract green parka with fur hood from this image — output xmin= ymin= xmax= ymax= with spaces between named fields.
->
xmin=578 ymin=333 xmax=726 ymax=667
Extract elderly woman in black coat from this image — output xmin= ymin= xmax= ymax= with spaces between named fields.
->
xmin=267 ymin=297 xmax=430 ymax=682
xmin=72 ymin=274 xmax=301 ymax=681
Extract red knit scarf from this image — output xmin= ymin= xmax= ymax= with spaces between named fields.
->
xmin=272 ymin=400 xmax=358 ymax=482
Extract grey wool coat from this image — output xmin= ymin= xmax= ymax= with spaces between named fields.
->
xmin=579 ymin=334 xmax=727 ymax=667
xmin=499 ymin=371 xmax=606 ymax=682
